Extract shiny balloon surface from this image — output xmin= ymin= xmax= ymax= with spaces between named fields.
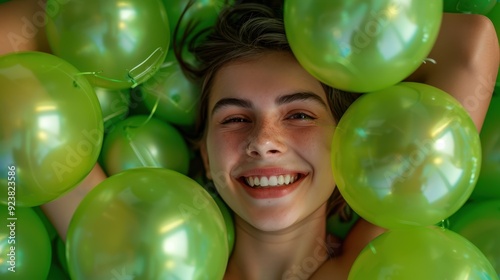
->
xmin=349 ymin=226 xmax=498 ymax=280
xmin=0 ymin=52 xmax=103 ymax=206
xmin=67 ymin=168 xmax=229 ymax=280
xmin=332 ymin=82 xmax=481 ymax=229
xmin=284 ymin=0 xmax=442 ymax=92
xmin=45 ymin=0 xmax=170 ymax=89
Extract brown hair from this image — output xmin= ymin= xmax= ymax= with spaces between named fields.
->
xmin=176 ymin=2 xmax=360 ymax=220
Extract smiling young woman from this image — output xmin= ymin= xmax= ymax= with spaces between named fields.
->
xmin=176 ymin=2 xmax=498 ymax=279
xmin=1 ymin=0 xmax=498 ymax=279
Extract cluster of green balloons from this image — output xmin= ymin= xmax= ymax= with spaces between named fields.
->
xmin=330 ymin=81 xmax=498 ymax=278
xmin=444 ymin=92 xmax=500 ymax=278
xmin=1 ymin=0 xmax=234 ymax=278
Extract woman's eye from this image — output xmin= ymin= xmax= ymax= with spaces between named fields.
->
xmin=288 ymin=112 xmax=316 ymax=120
xmin=220 ymin=117 xmax=250 ymax=124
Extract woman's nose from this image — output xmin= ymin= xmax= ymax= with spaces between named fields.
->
xmin=245 ymin=120 xmax=287 ymax=158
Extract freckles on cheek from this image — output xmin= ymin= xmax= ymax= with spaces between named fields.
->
xmin=207 ymin=132 xmax=241 ymax=169
xmin=293 ymin=128 xmax=334 ymax=152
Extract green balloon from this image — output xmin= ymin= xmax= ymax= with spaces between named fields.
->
xmin=326 ymin=207 xmax=360 ymax=240
xmin=33 ymin=206 xmax=57 ymax=241
xmin=284 ymin=0 xmax=442 ymax=93
xmin=45 ymin=0 xmax=170 ymax=89
xmin=211 ymin=194 xmax=235 ymax=254
xmin=141 ymin=51 xmax=201 ymax=127
xmin=66 ymin=168 xmax=229 ymax=280
xmin=331 ymin=82 xmax=481 ymax=229
xmin=56 ymin=237 xmax=69 ymax=274
xmin=94 ymin=87 xmax=131 ymax=133
xmin=162 ymin=0 xmax=232 ymax=46
xmin=0 ymin=52 xmax=103 ymax=207
xmin=444 ymin=0 xmax=496 ymax=14
xmin=101 ymin=115 xmax=190 ymax=176
xmin=471 ymin=95 xmax=500 ymax=200
xmin=349 ymin=226 xmax=498 ymax=279
xmin=448 ymin=199 xmax=500 ymax=276
xmin=487 ymin=5 xmax=500 ymax=89
xmin=0 ymin=206 xmax=52 ymax=279
xmin=47 ymin=263 xmax=70 ymax=280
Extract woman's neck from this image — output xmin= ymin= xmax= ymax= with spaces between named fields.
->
xmin=224 ymin=204 xmax=332 ymax=280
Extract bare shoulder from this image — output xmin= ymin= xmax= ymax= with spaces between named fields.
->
xmin=311 ymin=219 xmax=386 ymax=279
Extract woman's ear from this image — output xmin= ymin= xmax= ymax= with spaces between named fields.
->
xmin=200 ymin=141 xmax=212 ymax=180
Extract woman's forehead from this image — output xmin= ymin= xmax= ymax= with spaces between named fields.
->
xmin=209 ymin=52 xmax=326 ymax=102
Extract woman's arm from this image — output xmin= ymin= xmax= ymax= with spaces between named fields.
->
xmin=0 ymin=0 xmax=51 ymax=55
xmin=407 ymin=13 xmax=499 ymax=131
xmin=40 ymin=164 xmax=106 ymax=241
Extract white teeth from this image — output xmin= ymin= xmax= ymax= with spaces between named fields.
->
xmin=244 ymin=174 xmax=300 ymax=188
xmin=278 ymin=175 xmax=284 ymax=185
xmin=268 ymin=176 xmax=278 ymax=186
xmin=284 ymin=174 xmax=291 ymax=184
xmin=260 ymin=177 xmax=269 ymax=187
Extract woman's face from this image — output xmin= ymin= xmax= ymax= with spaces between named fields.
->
xmin=202 ymin=51 xmax=336 ymax=231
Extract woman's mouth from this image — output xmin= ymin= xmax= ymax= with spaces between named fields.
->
xmin=238 ymin=173 xmax=306 ymax=199
xmin=242 ymin=174 xmax=302 ymax=188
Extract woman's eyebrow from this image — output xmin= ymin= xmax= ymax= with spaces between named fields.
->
xmin=276 ymin=92 xmax=328 ymax=108
xmin=211 ymin=97 xmax=253 ymax=116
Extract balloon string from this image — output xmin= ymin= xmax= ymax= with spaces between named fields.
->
xmin=160 ymin=61 xmax=175 ymax=69
xmin=422 ymin=58 xmax=437 ymax=64
xmin=124 ymin=125 xmax=160 ymax=167
xmin=75 ymin=47 xmax=165 ymax=88
xmin=102 ymin=107 xmax=128 ymax=123
xmin=127 ymin=47 xmax=165 ymax=88
xmin=121 ymin=83 xmax=161 ymax=166
xmin=74 ymin=71 xmax=127 ymax=84
xmin=122 ymin=93 xmax=158 ymax=133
